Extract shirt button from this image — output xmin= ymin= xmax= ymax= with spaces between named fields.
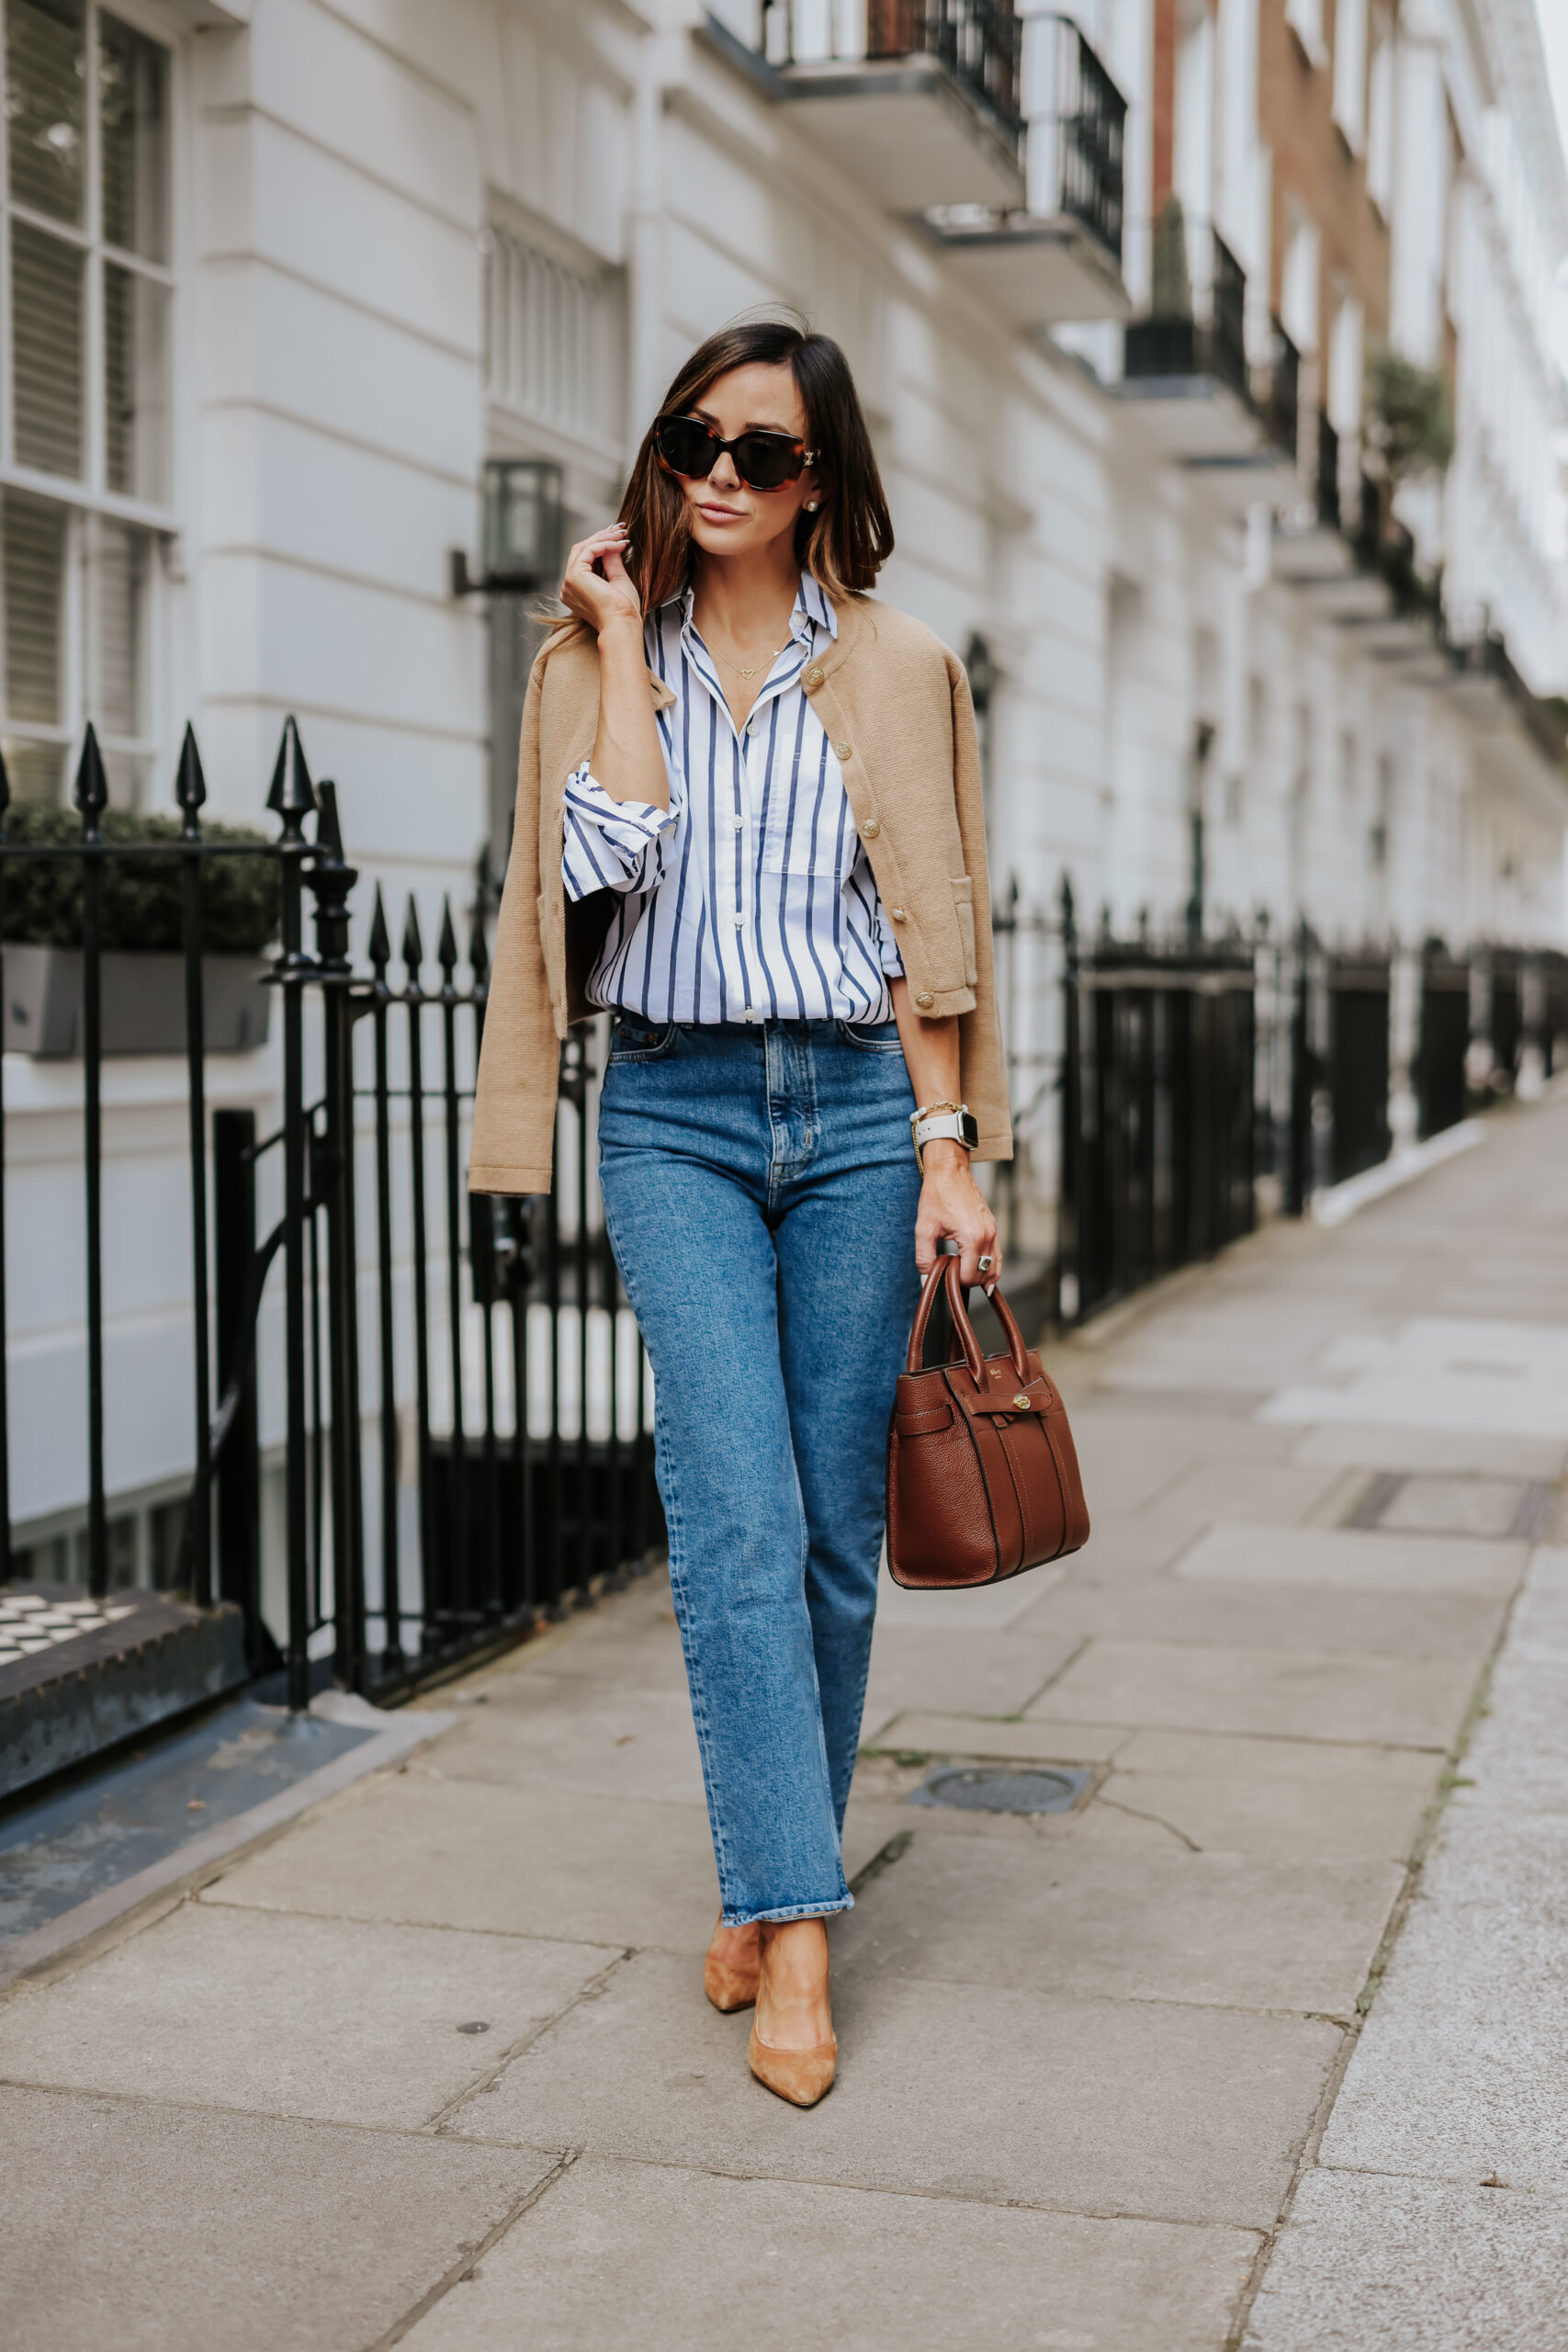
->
xmin=890 ymin=907 xmax=908 ymax=922
xmin=732 ymin=911 xmax=745 ymax=926
xmin=806 ymin=665 xmax=823 ymax=684
xmin=915 ymin=990 xmax=934 ymax=1010
xmin=743 ymin=1007 xmax=756 ymax=1022
xmin=732 ymin=816 xmax=744 ymax=831
xmin=834 ymin=741 xmax=852 ymax=758
xmin=861 ymin=818 xmax=880 ymax=839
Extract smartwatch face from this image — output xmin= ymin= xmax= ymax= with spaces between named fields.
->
xmin=959 ymin=1109 xmax=979 ymax=1150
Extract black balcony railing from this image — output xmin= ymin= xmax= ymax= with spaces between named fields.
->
xmin=1316 ymin=412 xmax=1340 ymax=526
xmin=0 ymin=721 xmax=661 ymax=1713
xmin=1123 ymin=224 xmax=1249 ymax=402
xmin=1038 ymin=13 xmax=1126 ymax=260
xmin=763 ymin=0 xmax=1023 ymax=140
xmin=1269 ymin=319 xmax=1301 ymax=465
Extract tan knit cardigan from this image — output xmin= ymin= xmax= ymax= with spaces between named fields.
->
xmin=468 ymin=592 xmax=1013 ymax=1195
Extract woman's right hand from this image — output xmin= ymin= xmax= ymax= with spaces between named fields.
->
xmin=560 ymin=526 xmax=642 ymax=638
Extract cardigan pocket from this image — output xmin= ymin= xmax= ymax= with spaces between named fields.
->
xmin=951 ymin=876 xmax=978 ymax=988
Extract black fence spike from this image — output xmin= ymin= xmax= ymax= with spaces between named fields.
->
xmin=0 ymin=743 xmax=10 ymax=827
xmin=266 ymin=715 xmax=317 ymax=826
xmin=436 ymin=894 xmax=458 ymax=975
xmin=400 ymin=893 xmax=424 ymax=977
xmin=315 ymin=778 xmax=345 ymax=862
xmin=175 ymin=722 xmax=208 ymax=833
xmin=468 ymin=893 xmax=490 ymax=985
xmin=73 ymin=724 xmax=109 ymax=833
xmin=367 ymin=885 xmax=391 ymax=974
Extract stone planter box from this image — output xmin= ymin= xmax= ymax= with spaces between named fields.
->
xmin=1 ymin=944 xmax=272 ymax=1057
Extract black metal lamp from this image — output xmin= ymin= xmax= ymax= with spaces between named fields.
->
xmin=451 ymin=458 xmax=567 ymax=596
xmin=963 ymin=631 xmax=999 ymax=715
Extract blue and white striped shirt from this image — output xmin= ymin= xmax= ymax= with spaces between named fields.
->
xmin=560 ymin=574 xmax=905 ymax=1023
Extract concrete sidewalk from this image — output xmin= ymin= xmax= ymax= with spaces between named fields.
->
xmin=3 ymin=1097 xmax=1567 ymax=2351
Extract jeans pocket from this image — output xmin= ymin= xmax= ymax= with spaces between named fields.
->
xmin=608 ymin=1016 xmax=677 ymax=1063
xmin=836 ymin=1019 xmax=905 ymax=1054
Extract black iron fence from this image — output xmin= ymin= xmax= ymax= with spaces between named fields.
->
xmin=0 ymin=720 xmax=660 ymax=1711
xmin=1056 ymin=891 xmax=1257 ymax=1323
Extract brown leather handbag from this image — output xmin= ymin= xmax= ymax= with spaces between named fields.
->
xmin=886 ymin=1257 xmax=1090 ymax=1589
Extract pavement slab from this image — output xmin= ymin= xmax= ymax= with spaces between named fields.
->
xmin=1171 ymin=1523 xmax=1523 ymax=1597
xmin=1315 ymin=1806 xmax=1568 ymax=2196
xmin=1012 ymin=1573 xmax=1506 ymax=1659
xmin=1128 ymin=1460 xmax=1348 ymax=1529
xmin=863 ymin=1625 xmax=1081 ymax=1720
xmin=0 ymin=2084 xmax=557 ymax=2352
xmin=1289 ymin=1422 xmax=1568 ymax=1480
xmin=455 ymin=1947 xmax=1340 ymax=2228
xmin=399 ymin=2152 xmax=1260 ymax=2352
xmin=829 ymin=1828 xmax=1401 ymax=2013
xmin=426 ymin=1673 xmax=707 ymax=1804
xmin=0 ymin=1898 xmax=608 ymax=2129
xmin=1242 ymin=2168 xmax=1568 ymax=2352
xmin=1452 ymin=1652 xmax=1568 ymax=1812
xmin=1100 ymin=1768 xmax=1432 ymax=1863
xmin=207 ymin=1770 xmax=722 ymax=1950
xmin=1026 ymin=1637 xmax=1476 ymax=1747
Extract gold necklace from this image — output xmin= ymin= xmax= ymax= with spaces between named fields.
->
xmin=717 ymin=641 xmax=788 ymax=681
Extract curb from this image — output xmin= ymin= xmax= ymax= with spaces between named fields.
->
xmin=0 ymin=1694 xmax=456 ymax=1991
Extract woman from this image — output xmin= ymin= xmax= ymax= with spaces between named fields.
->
xmin=470 ymin=315 xmax=1011 ymax=2107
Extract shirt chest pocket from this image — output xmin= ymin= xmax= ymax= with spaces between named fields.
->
xmin=758 ymin=722 xmax=851 ymax=879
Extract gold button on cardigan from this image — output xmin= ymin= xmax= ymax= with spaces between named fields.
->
xmin=469 ymin=592 xmax=1013 ymax=1197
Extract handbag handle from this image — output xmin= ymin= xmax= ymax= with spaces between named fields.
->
xmin=905 ymin=1254 xmax=1031 ymax=1385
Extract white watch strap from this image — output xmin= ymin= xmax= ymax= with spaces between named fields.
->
xmin=913 ymin=1110 xmax=970 ymax=1150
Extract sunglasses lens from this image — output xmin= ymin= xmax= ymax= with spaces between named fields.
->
xmin=656 ymin=417 xmax=716 ymax=478
xmin=731 ymin=434 xmax=802 ymax=491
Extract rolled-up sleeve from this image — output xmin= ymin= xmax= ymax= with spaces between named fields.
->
xmin=561 ymin=762 xmax=676 ymax=902
xmin=870 ymin=883 xmax=907 ymax=980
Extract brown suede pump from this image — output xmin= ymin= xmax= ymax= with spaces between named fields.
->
xmin=703 ymin=1919 xmax=761 ymax=2013
xmin=747 ymin=2019 xmax=837 ymax=2108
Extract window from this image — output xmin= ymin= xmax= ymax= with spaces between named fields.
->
xmin=482 ymin=216 xmax=625 ymax=453
xmin=0 ymin=0 xmax=172 ymax=803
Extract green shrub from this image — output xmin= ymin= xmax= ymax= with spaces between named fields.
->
xmin=0 ymin=805 xmax=281 ymax=955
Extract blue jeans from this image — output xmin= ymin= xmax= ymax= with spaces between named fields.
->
xmin=598 ymin=1017 xmax=922 ymax=1924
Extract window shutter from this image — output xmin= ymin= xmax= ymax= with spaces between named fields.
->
xmin=6 ymin=0 xmax=86 ymax=225
xmin=12 ymin=220 xmax=85 ymax=478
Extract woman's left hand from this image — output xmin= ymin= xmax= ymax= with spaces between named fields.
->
xmin=914 ymin=1141 xmax=1000 ymax=1288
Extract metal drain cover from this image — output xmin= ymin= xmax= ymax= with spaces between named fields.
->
xmin=908 ymin=1764 xmax=1091 ymax=1815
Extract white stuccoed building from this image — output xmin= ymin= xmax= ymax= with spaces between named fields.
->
xmin=3 ymin=0 xmax=1566 ymax=1587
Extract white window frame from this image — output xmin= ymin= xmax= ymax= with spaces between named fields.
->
xmin=1366 ymin=15 xmax=1395 ymax=218
xmin=1332 ymin=0 xmax=1369 ymax=155
xmin=1284 ymin=0 xmax=1328 ymax=74
xmin=481 ymin=202 xmax=627 ymax=471
xmin=0 ymin=0 xmax=183 ymax=805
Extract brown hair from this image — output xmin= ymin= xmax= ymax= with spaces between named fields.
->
xmin=618 ymin=315 xmax=893 ymax=615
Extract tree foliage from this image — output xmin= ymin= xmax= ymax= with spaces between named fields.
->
xmin=1364 ymin=345 xmax=1455 ymax=485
